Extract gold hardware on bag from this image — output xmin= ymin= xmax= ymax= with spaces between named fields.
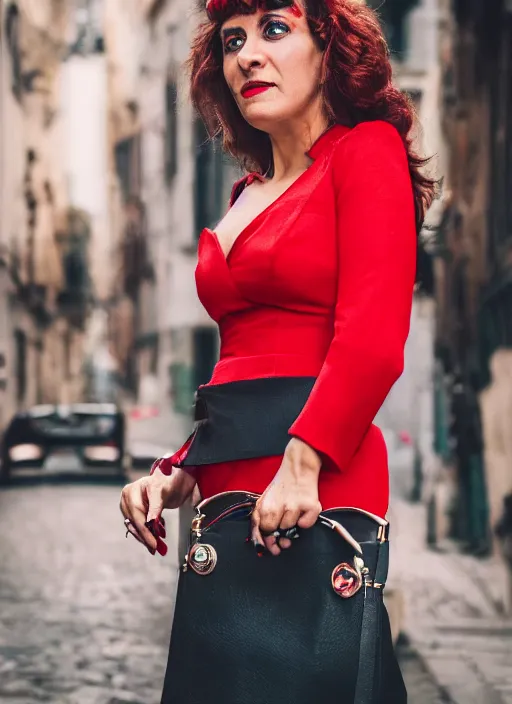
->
xmin=191 ymin=513 xmax=205 ymax=537
xmin=188 ymin=543 xmax=218 ymax=576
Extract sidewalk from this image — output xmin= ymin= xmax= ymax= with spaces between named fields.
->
xmin=389 ymin=497 xmax=512 ymax=704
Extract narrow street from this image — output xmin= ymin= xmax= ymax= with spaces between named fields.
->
xmin=0 ymin=477 xmax=178 ymax=704
xmin=0 ymin=469 xmax=447 ymax=704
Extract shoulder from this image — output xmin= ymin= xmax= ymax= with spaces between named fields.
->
xmin=334 ymin=120 xmax=406 ymax=164
xmin=331 ymin=121 xmax=409 ymax=189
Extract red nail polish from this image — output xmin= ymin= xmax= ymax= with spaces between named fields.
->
xmin=156 ymin=538 xmax=168 ymax=556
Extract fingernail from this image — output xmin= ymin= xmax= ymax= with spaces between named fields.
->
xmin=252 ymin=540 xmax=265 ymax=557
xmin=156 ymin=537 xmax=168 ymax=557
xmin=145 ymin=519 xmax=158 ymax=539
xmin=146 ymin=519 xmax=166 ymax=540
xmin=147 ymin=545 xmax=156 ymax=556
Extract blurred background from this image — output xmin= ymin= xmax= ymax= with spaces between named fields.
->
xmin=0 ymin=0 xmax=511 ymax=702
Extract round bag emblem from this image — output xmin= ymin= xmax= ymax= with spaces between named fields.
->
xmin=188 ymin=543 xmax=217 ymax=576
xmin=331 ymin=562 xmax=363 ymax=598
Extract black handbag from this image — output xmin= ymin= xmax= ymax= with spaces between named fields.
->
xmin=161 ymin=491 xmax=406 ymax=704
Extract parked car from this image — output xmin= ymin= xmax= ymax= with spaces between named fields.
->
xmin=0 ymin=403 xmax=128 ymax=483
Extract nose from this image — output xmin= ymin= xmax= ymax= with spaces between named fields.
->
xmin=237 ymin=39 xmax=266 ymax=74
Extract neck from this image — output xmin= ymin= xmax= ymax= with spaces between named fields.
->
xmin=268 ymin=111 xmax=330 ymax=181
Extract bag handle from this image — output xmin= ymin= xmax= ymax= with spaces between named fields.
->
xmin=196 ymin=491 xmax=364 ymax=555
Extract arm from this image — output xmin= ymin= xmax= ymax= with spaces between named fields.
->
xmin=288 ymin=121 xmax=417 ymax=472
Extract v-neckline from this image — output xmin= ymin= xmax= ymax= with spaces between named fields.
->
xmin=201 ymin=123 xmax=351 ymax=264
xmin=206 ymin=162 xmax=313 ymax=264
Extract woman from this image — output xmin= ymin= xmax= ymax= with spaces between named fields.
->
xmin=120 ymin=0 xmax=435 ymax=700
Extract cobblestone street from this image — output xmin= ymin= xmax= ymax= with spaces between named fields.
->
xmin=0 ymin=470 xmax=450 ymax=703
xmin=0 ymin=478 xmax=179 ymax=704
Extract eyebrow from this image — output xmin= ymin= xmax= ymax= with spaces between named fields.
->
xmin=221 ymin=11 xmax=289 ymax=38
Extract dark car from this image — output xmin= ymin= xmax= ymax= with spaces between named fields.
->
xmin=0 ymin=403 xmax=128 ymax=483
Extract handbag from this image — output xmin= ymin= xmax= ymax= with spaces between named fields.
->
xmin=160 ymin=491 xmax=406 ymax=704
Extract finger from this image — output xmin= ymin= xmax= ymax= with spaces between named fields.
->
xmin=119 ymin=490 xmax=131 ymax=520
xmin=126 ymin=524 xmax=145 ymax=545
xmin=146 ymin=483 xmax=165 ymax=524
xmin=250 ymin=506 xmax=266 ymax=556
xmin=130 ymin=505 xmax=158 ymax=553
xmin=258 ymin=504 xmax=284 ymax=556
xmin=263 ymin=534 xmax=281 ymax=556
xmin=297 ymin=503 xmax=322 ymax=529
xmin=278 ymin=537 xmax=292 ymax=550
xmin=123 ymin=482 xmax=158 ymax=551
xmin=279 ymin=509 xmax=300 ymax=530
xmin=146 ymin=517 xmax=166 ymax=539
xmin=121 ymin=483 xmax=159 ymax=552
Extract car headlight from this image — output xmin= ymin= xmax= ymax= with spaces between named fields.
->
xmin=83 ymin=445 xmax=120 ymax=462
xmin=9 ymin=444 xmax=44 ymax=462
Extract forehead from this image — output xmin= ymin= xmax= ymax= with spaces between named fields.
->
xmin=207 ymin=0 xmax=300 ymax=23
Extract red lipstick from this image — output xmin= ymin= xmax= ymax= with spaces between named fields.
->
xmin=241 ymin=81 xmax=275 ymax=99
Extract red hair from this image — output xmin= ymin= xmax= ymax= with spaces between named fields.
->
xmin=188 ymin=0 xmax=436 ymax=231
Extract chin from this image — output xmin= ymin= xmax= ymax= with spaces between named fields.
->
xmin=241 ymin=104 xmax=293 ymax=133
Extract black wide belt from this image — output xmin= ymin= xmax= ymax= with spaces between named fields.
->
xmin=179 ymin=376 xmax=317 ymax=466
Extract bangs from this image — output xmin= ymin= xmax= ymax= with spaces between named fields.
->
xmin=205 ymin=0 xmax=296 ymax=23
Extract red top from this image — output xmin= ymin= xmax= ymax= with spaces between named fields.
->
xmin=180 ymin=121 xmax=415 ymax=518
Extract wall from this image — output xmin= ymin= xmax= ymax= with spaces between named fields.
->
xmin=137 ymin=0 xmax=236 ymax=408
xmin=59 ymin=53 xmax=110 ymax=301
xmin=378 ymin=0 xmax=443 ymax=479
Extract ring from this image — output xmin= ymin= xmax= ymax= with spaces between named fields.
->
xmin=124 ymin=518 xmax=133 ymax=539
xmin=261 ymin=527 xmax=299 ymax=540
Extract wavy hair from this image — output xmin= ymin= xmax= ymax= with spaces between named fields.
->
xmin=188 ymin=0 xmax=436 ymax=232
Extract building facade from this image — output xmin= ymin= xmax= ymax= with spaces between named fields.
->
xmin=0 ymin=0 xmax=89 ymax=426
xmin=373 ymin=0 xmax=445 ymax=502
xmin=432 ymin=0 xmax=512 ymax=570
xmin=106 ymin=0 xmax=237 ymax=415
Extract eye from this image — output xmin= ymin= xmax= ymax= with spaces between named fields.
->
xmin=224 ymin=34 xmax=245 ymax=53
xmin=263 ymin=19 xmax=290 ymax=40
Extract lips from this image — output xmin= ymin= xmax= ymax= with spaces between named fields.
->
xmin=241 ymin=82 xmax=275 ymax=99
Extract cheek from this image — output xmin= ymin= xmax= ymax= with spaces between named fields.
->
xmin=279 ymin=47 xmax=323 ymax=97
xmin=222 ymin=61 xmax=237 ymax=96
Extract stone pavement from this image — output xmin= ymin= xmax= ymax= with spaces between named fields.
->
xmin=389 ymin=497 xmax=512 ymax=704
xmin=0 ymin=480 xmax=180 ymax=703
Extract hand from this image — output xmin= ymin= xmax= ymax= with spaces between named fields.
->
xmin=251 ymin=437 xmax=322 ymax=556
xmin=119 ymin=467 xmax=196 ymax=555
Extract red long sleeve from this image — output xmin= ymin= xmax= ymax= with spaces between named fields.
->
xmin=288 ymin=121 xmax=417 ymax=472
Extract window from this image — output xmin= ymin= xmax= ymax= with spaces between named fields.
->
xmin=488 ymin=21 xmax=512 ymax=258
xmin=14 ymin=330 xmax=27 ymax=404
xmin=366 ymin=0 xmax=419 ymax=59
xmin=5 ymin=3 xmax=22 ymax=99
xmin=193 ymin=327 xmax=219 ymax=389
xmin=165 ymin=81 xmax=178 ymax=183
xmin=114 ymin=135 xmax=142 ymax=202
xmin=193 ymin=118 xmax=224 ymax=237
